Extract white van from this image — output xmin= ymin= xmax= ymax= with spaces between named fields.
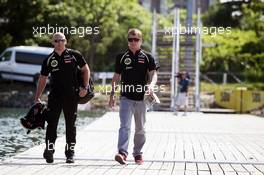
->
xmin=0 ymin=46 xmax=53 ymax=84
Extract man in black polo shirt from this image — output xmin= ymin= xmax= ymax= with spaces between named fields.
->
xmin=109 ymin=28 xmax=159 ymax=165
xmin=34 ymin=32 xmax=90 ymax=163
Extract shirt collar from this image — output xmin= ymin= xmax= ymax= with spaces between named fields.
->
xmin=53 ymin=48 xmax=67 ymax=57
xmin=128 ymin=48 xmax=141 ymax=56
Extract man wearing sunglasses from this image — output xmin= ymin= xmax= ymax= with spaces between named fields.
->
xmin=109 ymin=28 xmax=159 ymax=165
xmin=34 ymin=32 xmax=90 ymax=163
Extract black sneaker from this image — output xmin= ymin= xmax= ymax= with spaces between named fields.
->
xmin=66 ymin=156 xmax=74 ymax=163
xmin=43 ymin=149 xmax=54 ymax=163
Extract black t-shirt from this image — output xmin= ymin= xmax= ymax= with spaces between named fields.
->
xmin=115 ymin=49 xmax=159 ymax=101
xmin=179 ymin=79 xmax=189 ymax=93
xmin=41 ymin=48 xmax=87 ymax=98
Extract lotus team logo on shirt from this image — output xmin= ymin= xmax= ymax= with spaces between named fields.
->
xmin=51 ymin=60 xmax=58 ymax=67
xmin=124 ymin=58 xmax=132 ymax=65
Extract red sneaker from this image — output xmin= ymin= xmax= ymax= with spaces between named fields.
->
xmin=115 ymin=153 xmax=127 ymax=165
xmin=134 ymin=155 xmax=144 ymax=165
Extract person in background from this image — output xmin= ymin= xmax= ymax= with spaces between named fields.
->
xmin=175 ymin=71 xmax=190 ymax=116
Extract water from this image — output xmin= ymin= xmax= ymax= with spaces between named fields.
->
xmin=0 ymin=108 xmax=104 ymax=160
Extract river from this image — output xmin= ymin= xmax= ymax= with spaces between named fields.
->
xmin=0 ymin=108 xmax=104 ymax=160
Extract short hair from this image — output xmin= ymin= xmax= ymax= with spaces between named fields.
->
xmin=52 ymin=32 xmax=66 ymax=40
xmin=127 ymin=28 xmax=142 ymax=39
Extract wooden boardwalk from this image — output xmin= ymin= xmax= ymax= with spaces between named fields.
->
xmin=1 ymin=112 xmax=264 ymax=174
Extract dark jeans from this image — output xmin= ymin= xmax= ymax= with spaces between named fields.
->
xmin=45 ymin=95 xmax=78 ymax=157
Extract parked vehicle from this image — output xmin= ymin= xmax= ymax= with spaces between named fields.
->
xmin=0 ymin=46 xmax=53 ymax=85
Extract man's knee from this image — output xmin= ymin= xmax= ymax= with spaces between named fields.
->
xmin=135 ymin=128 xmax=145 ymax=135
xmin=47 ymin=122 xmax=58 ymax=129
xmin=66 ymin=126 xmax=76 ymax=136
xmin=119 ymin=123 xmax=132 ymax=134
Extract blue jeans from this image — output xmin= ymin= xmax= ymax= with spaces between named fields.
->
xmin=118 ymin=96 xmax=146 ymax=157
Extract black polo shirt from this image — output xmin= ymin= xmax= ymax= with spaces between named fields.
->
xmin=41 ymin=49 xmax=87 ymax=98
xmin=115 ymin=49 xmax=159 ymax=101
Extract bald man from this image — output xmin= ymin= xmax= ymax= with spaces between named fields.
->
xmin=34 ymin=32 xmax=90 ymax=163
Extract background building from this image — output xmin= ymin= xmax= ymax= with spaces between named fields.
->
xmin=139 ymin=0 xmax=217 ymax=14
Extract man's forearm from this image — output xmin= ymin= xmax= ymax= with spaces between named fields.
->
xmin=111 ymin=74 xmax=120 ymax=95
xmin=81 ymin=64 xmax=90 ymax=87
xmin=34 ymin=75 xmax=47 ymax=101
xmin=149 ymin=70 xmax=157 ymax=87
xmin=111 ymin=80 xmax=119 ymax=93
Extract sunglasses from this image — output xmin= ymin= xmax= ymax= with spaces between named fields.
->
xmin=54 ymin=39 xmax=66 ymax=43
xmin=128 ymin=38 xmax=140 ymax=42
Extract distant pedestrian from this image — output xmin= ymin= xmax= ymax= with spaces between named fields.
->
xmin=175 ymin=71 xmax=190 ymax=116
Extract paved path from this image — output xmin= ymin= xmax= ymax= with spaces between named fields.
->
xmin=1 ymin=112 xmax=264 ymax=174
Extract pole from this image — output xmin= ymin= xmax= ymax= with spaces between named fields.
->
xmin=171 ymin=9 xmax=176 ymax=111
xmin=171 ymin=8 xmax=180 ymax=111
xmin=195 ymin=5 xmax=201 ymax=112
xmin=185 ymin=0 xmax=193 ymax=70
xmin=151 ymin=9 xmax=157 ymax=58
xmin=175 ymin=8 xmax=180 ymax=110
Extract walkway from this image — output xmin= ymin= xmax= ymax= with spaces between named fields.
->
xmin=1 ymin=112 xmax=264 ymax=174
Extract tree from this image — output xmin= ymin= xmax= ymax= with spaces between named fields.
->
xmin=67 ymin=0 xmax=153 ymax=71
xmin=0 ymin=0 xmax=157 ymax=71
xmin=0 ymin=0 xmax=48 ymax=51
xmin=202 ymin=1 xmax=249 ymax=28
xmin=241 ymin=0 xmax=264 ymax=37
xmin=201 ymin=0 xmax=264 ymax=82
xmin=202 ymin=29 xmax=256 ymax=72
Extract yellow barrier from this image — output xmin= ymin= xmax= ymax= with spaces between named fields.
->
xmin=215 ymin=88 xmax=264 ymax=113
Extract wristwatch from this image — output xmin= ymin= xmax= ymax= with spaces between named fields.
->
xmin=110 ymin=91 xmax=115 ymax=96
xmin=81 ymin=85 xmax=89 ymax=90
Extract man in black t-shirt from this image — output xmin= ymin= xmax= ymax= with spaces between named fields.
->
xmin=109 ymin=28 xmax=159 ymax=165
xmin=34 ymin=32 xmax=90 ymax=163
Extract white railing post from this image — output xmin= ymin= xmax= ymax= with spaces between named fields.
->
xmin=151 ymin=9 xmax=157 ymax=59
xmin=171 ymin=8 xmax=180 ymax=112
xmin=195 ymin=6 xmax=202 ymax=112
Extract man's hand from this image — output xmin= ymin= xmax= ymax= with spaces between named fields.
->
xmin=109 ymin=95 xmax=115 ymax=107
xmin=34 ymin=98 xmax=42 ymax=104
xmin=146 ymin=85 xmax=154 ymax=97
xmin=79 ymin=87 xmax=87 ymax=97
xmin=147 ymin=70 xmax=157 ymax=97
xmin=109 ymin=73 xmax=120 ymax=108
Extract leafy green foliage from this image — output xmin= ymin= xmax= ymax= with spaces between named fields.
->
xmin=202 ymin=0 xmax=264 ymax=82
xmin=0 ymin=0 xmax=165 ymax=71
xmin=241 ymin=0 xmax=264 ymax=37
xmin=202 ymin=30 xmax=255 ymax=72
xmin=202 ymin=1 xmax=243 ymax=28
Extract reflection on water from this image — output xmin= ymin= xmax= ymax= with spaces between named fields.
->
xmin=0 ymin=108 xmax=104 ymax=160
